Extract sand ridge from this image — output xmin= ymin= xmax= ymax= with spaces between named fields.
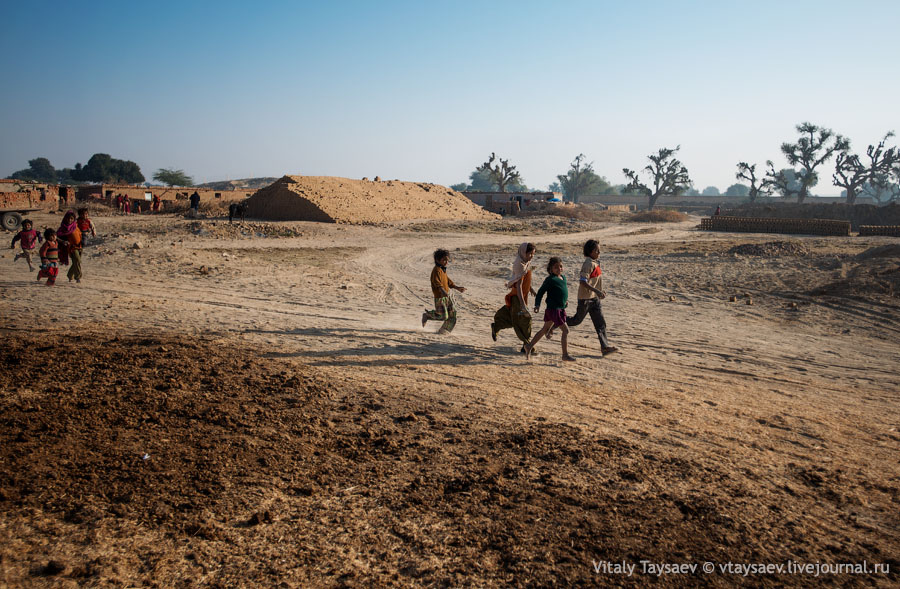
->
xmin=245 ymin=175 xmax=499 ymax=224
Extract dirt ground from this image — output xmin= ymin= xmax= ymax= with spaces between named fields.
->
xmin=1 ymin=210 xmax=899 ymax=587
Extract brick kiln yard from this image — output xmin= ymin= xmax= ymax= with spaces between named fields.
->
xmin=1 ymin=211 xmax=899 ymax=587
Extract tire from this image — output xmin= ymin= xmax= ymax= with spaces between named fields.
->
xmin=2 ymin=212 xmax=22 ymax=232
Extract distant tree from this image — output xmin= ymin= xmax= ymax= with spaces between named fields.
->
xmin=735 ymin=162 xmax=773 ymax=202
xmin=622 ymin=146 xmax=692 ymax=210
xmin=467 ymin=168 xmax=497 ymax=191
xmin=833 ymin=133 xmax=900 ymax=204
xmin=476 ymin=153 xmax=522 ymax=193
xmin=724 ymin=183 xmax=751 ymax=197
xmin=763 ymin=165 xmax=804 ymax=198
xmin=772 ymin=122 xmax=848 ymax=203
xmin=682 ymin=186 xmax=700 ymax=197
xmin=450 ymin=182 xmax=468 ymax=192
xmin=153 ymin=168 xmax=193 ymax=187
xmin=548 ymin=181 xmax=562 ymax=193
xmin=700 ymin=185 xmax=720 ymax=196
xmin=71 ymin=153 xmax=145 ymax=184
xmin=56 ymin=167 xmax=76 ymax=184
xmin=868 ymin=161 xmax=900 ymax=203
xmin=8 ymin=157 xmax=57 ymax=183
xmin=556 ymin=154 xmax=611 ymax=203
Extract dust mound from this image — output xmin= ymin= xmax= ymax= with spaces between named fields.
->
xmin=244 ymin=175 xmax=499 ymax=224
xmin=855 ymin=244 xmax=900 ymax=260
xmin=728 ymin=241 xmax=809 ymax=256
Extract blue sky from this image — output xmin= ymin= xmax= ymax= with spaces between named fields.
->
xmin=2 ymin=0 xmax=898 ymax=195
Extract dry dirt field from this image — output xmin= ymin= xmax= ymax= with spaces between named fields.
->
xmin=1 ymin=210 xmax=899 ymax=587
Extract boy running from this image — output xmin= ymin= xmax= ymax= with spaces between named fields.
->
xmin=421 ymin=249 xmax=466 ymax=335
xmin=566 ymin=239 xmax=617 ymax=356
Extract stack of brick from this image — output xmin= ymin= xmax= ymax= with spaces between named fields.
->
xmin=700 ymin=216 xmax=851 ymax=236
xmin=858 ymin=225 xmax=900 ymax=237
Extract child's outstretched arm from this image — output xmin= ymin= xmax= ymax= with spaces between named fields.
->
xmin=579 ymin=277 xmax=605 ymax=298
xmin=10 ymin=233 xmax=20 ymax=248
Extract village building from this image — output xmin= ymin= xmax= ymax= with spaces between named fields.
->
xmin=75 ymin=184 xmax=254 ymax=209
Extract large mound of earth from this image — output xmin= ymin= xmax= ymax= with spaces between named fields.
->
xmin=245 ymin=175 xmax=498 ymax=224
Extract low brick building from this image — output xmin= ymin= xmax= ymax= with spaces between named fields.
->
xmin=76 ymin=184 xmax=256 ymax=209
xmin=0 ymin=179 xmax=65 ymax=212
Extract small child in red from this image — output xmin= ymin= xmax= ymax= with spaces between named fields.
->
xmin=76 ymin=208 xmax=97 ymax=246
xmin=10 ymin=219 xmax=42 ymax=272
xmin=37 ymin=229 xmax=59 ymax=286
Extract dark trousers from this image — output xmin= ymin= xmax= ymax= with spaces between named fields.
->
xmin=566 ymin=298 xmax=610 ymax=348
xmin=493 ymin=298 xmax=532 ymax=344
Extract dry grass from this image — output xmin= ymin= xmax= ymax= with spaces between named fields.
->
xmin=627 ymin=209 xmax=689 ymax=223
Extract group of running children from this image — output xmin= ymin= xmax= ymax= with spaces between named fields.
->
xmin=422 ymin=239 xmax=618 ymax=361
xmin=9 ymin=209 xmax=96 ymax=286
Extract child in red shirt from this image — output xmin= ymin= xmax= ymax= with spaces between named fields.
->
xmin=10 ymin=219 xmax=42 ymax=272
xmin=37 ymin=229 xmax=59 ymax=286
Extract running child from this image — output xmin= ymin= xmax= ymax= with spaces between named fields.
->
xmin=76 ymin=208 xmax=97 ymax=246
xmin=491 ymin=242 xmax=538 ymax=354
xmin=566 ymin=239 xmax=617 ymax=356
xmin=10 ymin=219 xmax=42 ymax=272
xmin=37 ymin=229 xmax=59 ymax=286
xmin=421 ymin=249 xmax=466 ymax=335
xmin=525 ymin=257 xmax=575 ymax=361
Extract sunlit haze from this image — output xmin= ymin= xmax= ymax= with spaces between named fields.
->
xmin=2 ymin=0 xmax=898 ymax=195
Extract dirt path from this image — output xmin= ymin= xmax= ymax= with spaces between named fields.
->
xmin=2 ymin=212 xmax=898 ymax=586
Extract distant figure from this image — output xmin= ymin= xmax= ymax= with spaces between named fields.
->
xmin=189 ymin=191 xmax=201 ymax=218
xmin=115 ymin=194 xmax=123 ymax=212
xmin=715 ymin=205 xmax=721 ymax=216
xmin=491 ymin=242 xmax=538 ymax=355
xmin=37 ymin=229 xmax=59 ymax=286
xmin=565 ymin=239 xmax=617 ymax=357
xmin=10 ymin=218 xmax=42 ymax=272
xmin=76 ymin=209 xmax=97 ymax=247
xmin=152 ymin=194 xmax=161 ymax=212
xmin=421 ymin=249 xmax=466 ymax=335
xmin=122 ymin=196 xmax=131 ymax=216
xmin=228 ymin=202 xmax=246 ymax=223
xmin=525 ymin=256 xmax=574 ymax=362
xmin=56 ymin=211 xmax=78 ymax=266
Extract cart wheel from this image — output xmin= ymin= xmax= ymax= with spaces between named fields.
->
xmin=2 ymin=212 xmax=22 ymax=232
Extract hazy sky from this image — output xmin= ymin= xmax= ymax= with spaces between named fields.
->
xmin=3 ymin=0 xmax=898 ymax=194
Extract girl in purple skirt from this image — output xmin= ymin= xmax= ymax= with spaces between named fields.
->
xmin=524 ymin=257 xmax=574 ymax=362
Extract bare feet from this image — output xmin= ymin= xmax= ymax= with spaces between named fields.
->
xmin=601 ymin=346 xmax=618 ymax=356
xmin=421 ymin=312 xmax=428 ymax=328
xmin=562 ymin=355 xmax=577 ymax=362
xmin=523 ymin=344 xmax=533 ymax=360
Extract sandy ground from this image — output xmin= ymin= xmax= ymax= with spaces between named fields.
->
xmin=1 ymin=210 xmax=899 ymax=587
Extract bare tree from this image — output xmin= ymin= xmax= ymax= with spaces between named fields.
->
xmin=772 ymin=122 xmax=849 ymax=203
xmin=623 ymin=146 xmax=692 ymax=210
xmin=735 ymin=162 xmax=772 ymax=202
xmin=835 ymin=133 xmax=900 ymax=204
xmin=476 ymin=153 xmax=522 ymax=193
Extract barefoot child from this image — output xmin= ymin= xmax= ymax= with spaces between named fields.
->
xmin=491 ymin=242 xmax=538 ymax=354
xmin=10 ymin=219 xmax=42 ymax=272
xmin=37 ymin=229 xmax=59 ymax=286
xmin=421 ymin=249 xmax=466 ymax=335
xmin=565 ymin=239 xmax=617 ymax=356
xmin=525 ymin=257 xmax=575 ymax=361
